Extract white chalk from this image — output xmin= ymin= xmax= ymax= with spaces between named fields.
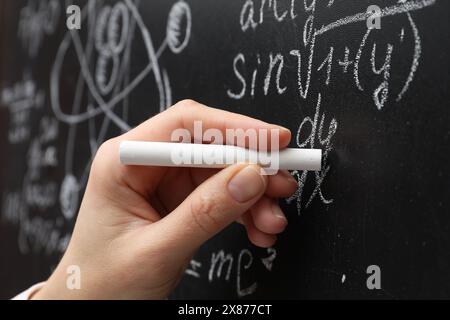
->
xmin=120 ymin=141 xmax=322 ymax=171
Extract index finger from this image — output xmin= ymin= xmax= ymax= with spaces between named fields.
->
xmin=121 ymin=99 xmax=292 ymax=150
xmin=102 ymin=100 xmax=291 ymax=199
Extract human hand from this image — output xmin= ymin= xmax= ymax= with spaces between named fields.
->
xmin=33 ymin=100 xmax=297 ymax=299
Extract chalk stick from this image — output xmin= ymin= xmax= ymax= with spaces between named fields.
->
xmin=119 ymin=141 xmax=322 ymax=171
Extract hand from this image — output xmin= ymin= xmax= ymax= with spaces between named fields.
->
xmin=33 ymin=100 xmax=297 ymax=299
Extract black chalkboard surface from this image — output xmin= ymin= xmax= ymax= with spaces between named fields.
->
xmin=0 ymin=0 xmax=449 ymax=299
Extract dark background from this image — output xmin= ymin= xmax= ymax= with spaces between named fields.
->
xmin=0 ymin=0 xmax=449 ymax=299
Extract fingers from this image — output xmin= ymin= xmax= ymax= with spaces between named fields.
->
xmin=155 ymin=167 xmax=297 ymax=222
xmin=184 ymin=168 xmax=295 ymax=248
xmin=236 ymin=197 xmax=288 ymax=248
xmin=266 ymin=170 xmax=298 ymax=198
xmin=189 ymin=167 xmax=221 ymax=187
xmin=122 ymin=99 xmax=292 ymax=149
xmin=153 ymin=164 xmax=268 ymax=252
xmin=190 ymin=168 xmax=298 ymax=198
xmin=242 ymin=212 xmax=278 ymax=248
xmin=111 ymin=99 xmax=291 ymax=199
xmin=250 ymin=196 xmax=288 ymax=235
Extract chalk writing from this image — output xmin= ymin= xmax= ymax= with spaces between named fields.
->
xmin=0 ymin=74 xmax=44 ymax=144
xmin=228 ymin=0 xmax=435 ymax=216
xmin=50 ymin=0 xmax=192 ymax=220
xmin=18 ymin=0 xmax=60 ymax=58
xmin=0 ymin=0 xmax=440 ymax=299
xmin=287 ymin=93 xmax=337 ymax=214
xmin=229 ymin=0 xmax=434 ymax=109
xmin=2 ymin=0 xmax=192 ymax=257
xmin=185 ymin=247 xmax=277 ymax=298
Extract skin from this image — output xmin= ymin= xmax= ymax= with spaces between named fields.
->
xmin=33 ymin=100 xmax=298 ymax=300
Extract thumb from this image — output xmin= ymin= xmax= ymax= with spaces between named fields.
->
xmin=156 ymin=164 xmax=268 ymax=252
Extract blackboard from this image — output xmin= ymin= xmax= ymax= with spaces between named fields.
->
xmin=1 ymin=0 xmax=449 ymax=299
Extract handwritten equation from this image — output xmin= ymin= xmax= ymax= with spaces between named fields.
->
xmin=227 ymin=0 xmax=435 ymax=216
xmin=185 ymin=247 xmax=277 ymax=297
xmin=0 ymin=0 xmax=438 ymax=298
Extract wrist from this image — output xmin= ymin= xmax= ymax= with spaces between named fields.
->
xmin=32 ymin=249 xmax=91 ymax=299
